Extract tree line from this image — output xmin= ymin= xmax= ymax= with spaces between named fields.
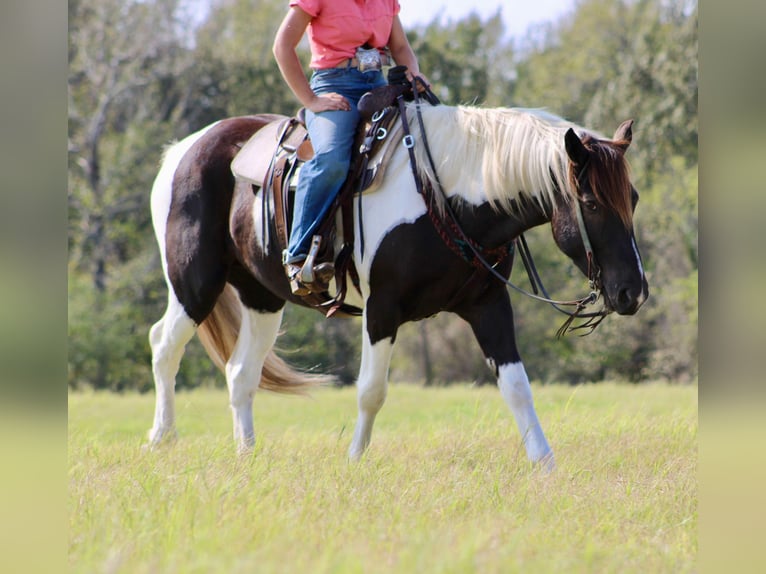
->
xmin=68 ymin=0 xmax=698 ymax=391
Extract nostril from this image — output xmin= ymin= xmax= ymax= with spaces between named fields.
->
xmin=617 ymin=287 xmax=632 ymax=308
xmin=615 ymin=285 xmax=641 ymax=314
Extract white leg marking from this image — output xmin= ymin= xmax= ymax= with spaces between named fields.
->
xmin=147 ymin=122 xmax=219 ymax=447
xmin=148 ymin=294 xmax=196 ymax=445
xmin=225 ymin=307 xmax=283 ymax=453
xmin=348 ymin=319 xmax=395 ymax=460
xmin=497 ymin=362 xmax=555 ymax=469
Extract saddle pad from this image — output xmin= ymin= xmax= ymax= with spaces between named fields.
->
xmin=359 ymin=121 xmax=403 ymax=195
xmin=231 ymin=112 xmax=402 ymax=194
xmin=231 ymin=115 xmax=289 ymax=186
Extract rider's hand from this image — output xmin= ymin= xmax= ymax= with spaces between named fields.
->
xmin=405 ymin=70 xmax=431 ymax=92
xmin=307 ymin=92 xmax=351 ymax=113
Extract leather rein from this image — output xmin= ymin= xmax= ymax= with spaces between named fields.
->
xmin=397 ymin=79 xmax=609 ymax=337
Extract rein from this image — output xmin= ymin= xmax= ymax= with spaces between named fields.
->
xmin=397 ymin=80 xmax=609 ymax=337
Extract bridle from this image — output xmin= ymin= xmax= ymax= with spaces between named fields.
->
xmin=397 ymin=80 xmax=609 ymax=337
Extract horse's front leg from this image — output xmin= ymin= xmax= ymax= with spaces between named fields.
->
xmin=348 ymin=311 xmax=396 ymax=460
xmin=459 ymin=290 xmax=555 ymax=470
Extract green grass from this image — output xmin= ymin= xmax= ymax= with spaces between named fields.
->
xmin=69 ymin=383 xmax=697 ymax=573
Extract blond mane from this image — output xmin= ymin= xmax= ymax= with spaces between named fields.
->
xmin=404 ymin=105 xmax=601 ymax=213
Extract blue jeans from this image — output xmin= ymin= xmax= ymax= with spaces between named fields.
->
xmin=285 ymin=67 xmax=386 ymax=264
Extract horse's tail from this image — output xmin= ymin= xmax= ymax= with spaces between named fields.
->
xmin=197 ymin=284 xmax=329 ymax=394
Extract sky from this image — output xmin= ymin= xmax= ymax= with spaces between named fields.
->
xmin=186 ymin=1 xmax=577 ymax=41
xmin=397 ymin=0 xmax=576 ymax=38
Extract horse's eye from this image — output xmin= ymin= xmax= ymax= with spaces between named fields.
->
xmin=583 ymin=199 xmax=598 ymax=212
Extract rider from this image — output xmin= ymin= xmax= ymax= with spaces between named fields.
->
xmin=273 ymin=0 xmax=427 ymax=295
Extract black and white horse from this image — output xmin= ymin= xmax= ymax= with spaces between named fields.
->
xmin=148 ymin=104 xmax=648 ymax=469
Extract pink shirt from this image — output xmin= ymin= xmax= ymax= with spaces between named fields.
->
xmin=290 ymin=0 xmax=401 ymax=69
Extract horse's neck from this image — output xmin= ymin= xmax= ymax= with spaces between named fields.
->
xmin=450 ymin=196 xmax=551 ymax=250
xmin=408 ymin=106 xmax=573 ymax=248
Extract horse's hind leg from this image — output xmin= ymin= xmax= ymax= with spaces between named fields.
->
xmin=147 ymin=292 xmax=196 ymax=445
xmin=349 ymin=313 xmax=396 ymax=460
xmin=225 ymin=306 xmax=284 ymax=453
xmin=458 ymin=290 xmax=554 ymax=469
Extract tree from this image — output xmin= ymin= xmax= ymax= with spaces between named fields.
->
xmin=68 ymin=0 xmax=194 ymax=291
xmin=406 ymin=10 xmax=515 ymax=106
xmin=514 ymin=0 xmax=634 ymax=122
xmin=585 ymin=0 xmax=698 ymax=182
xmin=514 ymin=0 xmax=697 ymax=181
xmin=189 ymin=0 xmax=300 ymax=121
xmin=68 ymin=0 xmax=197 ymax=389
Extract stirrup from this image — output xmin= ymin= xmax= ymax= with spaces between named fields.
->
xmin=285 ymin=236 xmax=335 ymax=296
xmin=285 ymin=261 xmax=334 ymax=296
xmin=285 ymin=262 xmax=310 ymax=296
xmin=299 ymin=235 xmax=323 ymax=285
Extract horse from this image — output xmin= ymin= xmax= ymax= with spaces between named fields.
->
xmin=147 ymin=103 xmax=648 ymax=469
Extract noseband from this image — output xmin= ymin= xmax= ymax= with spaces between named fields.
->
xmin=397 ymin=85 xmax=609 ymax=337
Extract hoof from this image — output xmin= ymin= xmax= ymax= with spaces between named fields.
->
xmin=145 ymin=428 xmax=177 ymax=450
xmin=347 ymin=444 xmax=367 ymax=462
xmin=534 ymin=451 xmax=556 ymax=473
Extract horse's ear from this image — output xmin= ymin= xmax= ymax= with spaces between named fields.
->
xmin=613 ymin=119 xmax=634 ymax=151
xmin=564 ymin=128 xmax=589 ymax=166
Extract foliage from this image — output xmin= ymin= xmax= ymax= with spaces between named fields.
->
xmin=514 ymin=0 xmax=697 ymax=182
xmin=67 ymin=0 xmax=697 ymax=390
xmin=189 ymin=0 xmax=300 ymax=122
xmin=406 ymin=10 xmax=514 ymax=106
xmin=69 ymin=384 xmax=698 ymax=572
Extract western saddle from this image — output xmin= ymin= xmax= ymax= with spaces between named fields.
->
xmin=230 ymin=82 xmax=412 ymax=317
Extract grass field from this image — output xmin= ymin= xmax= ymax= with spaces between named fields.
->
xmin=69 ymin=383 xmax=697 ymax=573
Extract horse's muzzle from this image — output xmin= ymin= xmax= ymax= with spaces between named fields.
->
xmin=609 ymin=280 xmax=649 ymax=315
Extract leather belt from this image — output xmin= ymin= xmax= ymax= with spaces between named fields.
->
xmin=334 ymin=53 xmax=391 ymax=69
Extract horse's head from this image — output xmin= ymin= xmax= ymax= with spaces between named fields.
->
xmin=551 ymin=120 xmax=649 ymax=315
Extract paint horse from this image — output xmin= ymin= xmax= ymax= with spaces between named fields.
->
xmin=148 ymin=104 xmax=648 ymax=468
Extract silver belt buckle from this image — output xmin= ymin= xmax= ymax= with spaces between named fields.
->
xmin=355 ymin=45 xmax=382 ymax=73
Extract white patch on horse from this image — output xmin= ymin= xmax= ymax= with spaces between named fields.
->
xmin=352 ymin=149 xmax=428 ymax=288
xmin=151 ymin=122 xmax=220 ymax=280
xmin=497 ymin=362 xmax=555 ymax=469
